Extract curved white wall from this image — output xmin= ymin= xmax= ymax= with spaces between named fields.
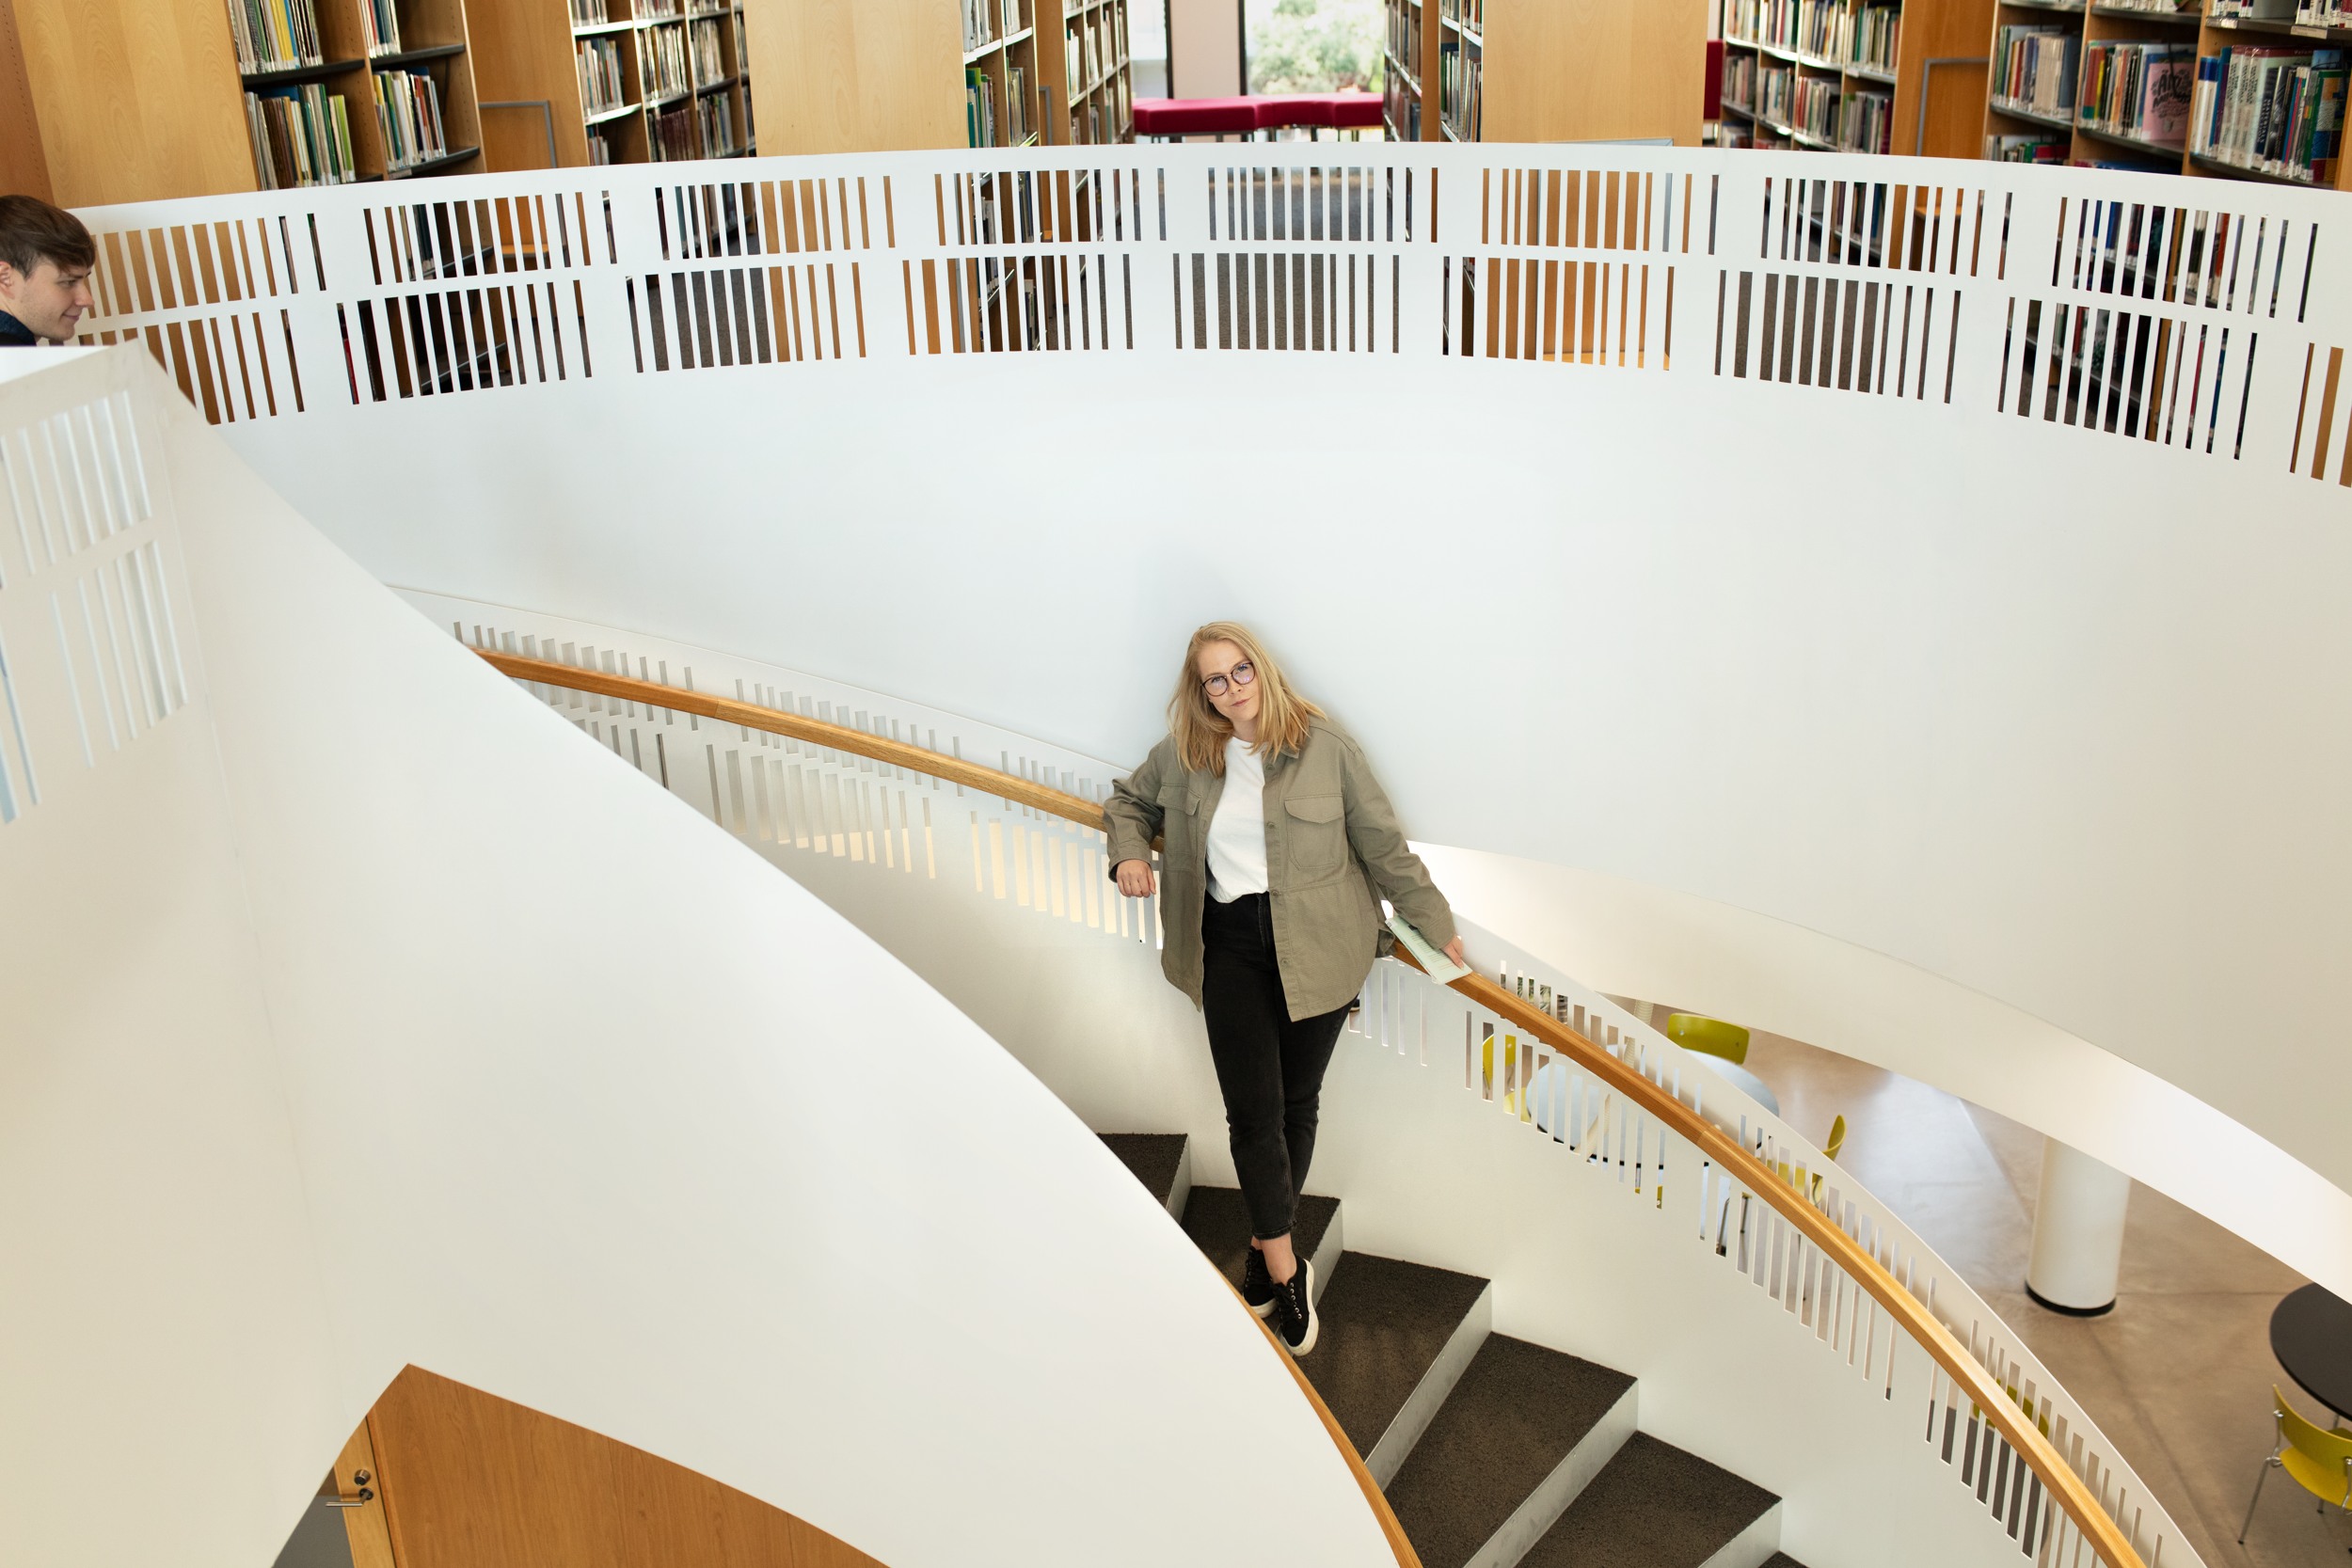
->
xmin=67 ymin=148 xmax=2352 ymax=1259
xmin=0 ymin=352 xmax=1389 ymax=1565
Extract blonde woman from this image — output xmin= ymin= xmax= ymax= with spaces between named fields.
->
xmin=1104 ymin=623 xmax=1464 ymax=1355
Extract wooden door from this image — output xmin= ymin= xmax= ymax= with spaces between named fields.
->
xmin=350 ymin=1366 xmax=884 ymax=1568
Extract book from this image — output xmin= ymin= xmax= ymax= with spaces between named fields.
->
xmin=1387 ymin=914 xmax=1470 ymax=984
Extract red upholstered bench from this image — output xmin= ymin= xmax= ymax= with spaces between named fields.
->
xmin=1132 ymin=97 xmax=1260 ymax=139
xmin=1134 ymin=93 xmax=1383 ymax=141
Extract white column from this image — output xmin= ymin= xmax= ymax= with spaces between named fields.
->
xmin=2026 ymin=1137 xmax=2132 ymax=1315
xmin=1167 ymin=0 xmax=1244 ymax=98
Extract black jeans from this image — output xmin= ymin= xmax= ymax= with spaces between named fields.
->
xmin=1200 ymin=893 xmax=1351 ymax=1241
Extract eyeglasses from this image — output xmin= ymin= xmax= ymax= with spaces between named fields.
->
xmin=1201 ymin=660 xmax=1256 ymax=699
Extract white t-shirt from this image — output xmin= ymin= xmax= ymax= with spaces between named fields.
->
xmin=1206 ymin=736 xmax=1270 ymax=902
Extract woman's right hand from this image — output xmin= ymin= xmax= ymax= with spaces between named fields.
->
xmin=1114 ymin=859 xmax=1157 ymax=898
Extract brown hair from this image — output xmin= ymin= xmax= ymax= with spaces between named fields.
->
xmin=1169 ymin=622 xmax=1323 ymax=775
xmin=0 ymin=196 xmax=95 ymax=280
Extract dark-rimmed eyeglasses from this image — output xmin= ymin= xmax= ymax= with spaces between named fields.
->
xmin=1201 ymin=661 xmax=1255 ymax=699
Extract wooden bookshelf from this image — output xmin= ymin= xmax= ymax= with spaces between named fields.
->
xmin=1981 ymin=0 xmax=2352 ymax=189
xmin=1719 ymin=0 xmax=1994 ymax=155
xmin=742 ymin=0 xmax=1128 ymax=154
xmin=1 ymin=0 xmax=485 ymax=201
xmin=470 ymin=0 xmax=755 ymax=167
xmin=1382 ymin=0 xmax=1706 ymax=147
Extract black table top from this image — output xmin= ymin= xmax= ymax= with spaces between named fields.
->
xmin=2271 ymin=1284 xmax=2352 ymax=1419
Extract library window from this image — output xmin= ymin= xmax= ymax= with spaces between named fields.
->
xmin=1245 ymin=0 xmax=1385 ymax=94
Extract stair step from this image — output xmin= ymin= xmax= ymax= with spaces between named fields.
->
xmin=1098 ymin=1133 xmax=1189 ymax=1215
xmin=1178 ymin=1185 xmax=1342 ymax=1304
xmin=1757 ymin=1557 xmax=1808 ymax=1568
xmin=1520 ymin=1433 xmax=1780 ymax=1568
xmin=1384 ymin=1337 xmax=1637 ymax=1568
xmin=1306 ymin=1252 xmax=1492 ymax=1463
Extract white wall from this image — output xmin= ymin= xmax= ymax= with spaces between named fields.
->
xmin=1167 ymin=0 xmax=1242 ymax=96
xmin=64 ymin=146 xmax=2352 ymax=1284
xmin=0 ymin=349 xmax=1391 ymax=1567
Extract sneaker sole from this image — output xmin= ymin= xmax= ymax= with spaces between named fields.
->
xmin=1249 ymin=1298 xmax=1276 ymax=1319
xmin=1280 ymin=1259 xmax=1319 ymax=1356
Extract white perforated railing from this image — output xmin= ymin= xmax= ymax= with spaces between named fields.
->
xmin=57 ymin=146 xmax=2352 ymax=503
xmin=416 ymin=588 xmax=2201 ymax=1568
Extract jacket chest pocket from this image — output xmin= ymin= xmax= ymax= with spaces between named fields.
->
xmin=1284 ymin=794 xmax=1345 ymax=877
xmin=1158 ymin=784 xmax=1199 ymax=859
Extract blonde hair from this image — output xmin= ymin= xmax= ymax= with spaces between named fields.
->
xmin=1169 ymin=622 xmax=1323 ymax=775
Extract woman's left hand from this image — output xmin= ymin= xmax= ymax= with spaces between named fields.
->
xmin=1442 ymin=936 xmax=1467 ymax=970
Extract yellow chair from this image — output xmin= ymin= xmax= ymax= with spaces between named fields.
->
xmin=2239 ymin=1386 xmax=2352 ymax=1546
xmin=1665 ymin=1013 xmax=1751 ymax=1065
xmin=1807 ymin=1115 xmax=1850 ymax=1203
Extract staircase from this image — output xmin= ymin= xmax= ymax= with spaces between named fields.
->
xmin=1103 ymin=1135 xmax=1808 ymax=1568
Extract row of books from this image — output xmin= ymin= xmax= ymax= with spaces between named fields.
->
xmin=1066 ymin=9 xmax=1125 ymax=97
xmin=2211 ymin=0 xmax=2345 ymax=20
xmin=963 ymin=0 xmax=1027 ymax=54
xmin=1440 ymin=40 xmax=1483 ymax=140
xmin=1756 ymin=61 xmax=1840 ymax=140
xmin=691 ymin=18 xmax=727 ymax=87
xmin=1855 ymin=5 xmax=1899 ymax=74
xmin=650 ymin=102 xmax=696 ymax=160
xmin=966 ymin=65 xmax=1035 ymax=146
xmin=695 ymin=92 xmax=737 ymax=157
xmin=1840 ymin=87 xmax=1894 ymax=152
xmin=227 ymin=0 xmax=323 ymax=73
xmin=1388 ymin=0 xmax=1422 ymax=79
xmin=569 ymin=0 xmax=612 ymax=26
xmin=2097 ymin=0 xmax=2195 ymax=12
xmin=2190 ymin=46 xmax=2348 ymax=182
xmin=579 ymin=37 xmax=628 ymax=114
xmin=358 ymin=0 xmax=401 ymax=56
xmin=644 ymin=23 xmax=691 ymax=100
xmin=1986 ymin=132 xmax=2069 ymax=161
xmin=246 ymin=85 xmax=355 ymax=188
xmin=586 ymin=128 xmax=616 ymax=165
xmin=1994 ymin=25 xmax=2079 ymax=115
xmin=1438 ymin=0 xmax=1485 ymax=30
xmin=1385 ymin=73 xmax=1422 ymax=138
xmin=2077 ymin=40 xmax=2192 ymax=146
xmin=641 ymin=0 xmax=681 ymax=18
xmin=1727 ymin=0 xmax=1847 ymax=63
xmin=1724 ymin=53 xmax=1757 ymax=111
xmin=374 ymin=67 xmax=447 ymax=170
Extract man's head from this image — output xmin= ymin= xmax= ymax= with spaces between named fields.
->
xmin=0 ymin=196 xmax=96 ymax=343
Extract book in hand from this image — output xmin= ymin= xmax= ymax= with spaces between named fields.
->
xmin=1389 ymin=915 xmax=1470 ymax=985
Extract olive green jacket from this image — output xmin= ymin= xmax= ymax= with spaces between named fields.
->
xmin=1103 ymin=717 xmax=1456 ymax=1021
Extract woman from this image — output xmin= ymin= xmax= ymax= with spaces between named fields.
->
xmin=1104 ymin=623 xmax=1465 ymax=1356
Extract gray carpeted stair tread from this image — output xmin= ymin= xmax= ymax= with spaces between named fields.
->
xmin=1303 ymin=1252 xmax=1490 ymax=1456
xmin=1098 ymin=1133 xmax=1186 ymax=1210
xmin=1178 ymin=1185 xmax=1340 ymax=1290
xmin=1383 ymin=1336 xmax=1636 ymax=1568
xmin=1520 ymin=1433 xmax=1778 ymax=1568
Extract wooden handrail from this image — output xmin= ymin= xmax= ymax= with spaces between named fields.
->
xmin=478 ymin=646 xmax=2143 ymax=1568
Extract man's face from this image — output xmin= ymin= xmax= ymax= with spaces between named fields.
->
xmin=0 ymin=258 xmax=95 ymax=342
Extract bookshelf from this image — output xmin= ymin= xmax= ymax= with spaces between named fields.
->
xmin=1381 ymin=0 xmax=1706 ymax=146
xmin=743 ymin=0 xmax=1129 ymax=155
xmin=1981 ymin=0 xmax=2352 ymax=190
xmin=0 ymin=0 xmax=484 ymax=202
xmin=1720 ymin=0 xmax=1995 ymax=156
xmin=469 ymin=0 xmax=754 ymax=168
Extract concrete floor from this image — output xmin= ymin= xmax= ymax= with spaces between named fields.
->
xmin=1724 ymin=1020 xmax=2348 ymax=1568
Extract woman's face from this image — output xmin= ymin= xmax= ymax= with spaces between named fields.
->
xmin=1196 ymin=639 xmax=1261 ymax=730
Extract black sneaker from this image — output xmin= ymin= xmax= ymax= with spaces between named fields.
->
xmin=1271 ymin=1259 xmax=1318 ymax=1356
xmin=1241 ymin=1245 xmax=1277 ymax=1318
